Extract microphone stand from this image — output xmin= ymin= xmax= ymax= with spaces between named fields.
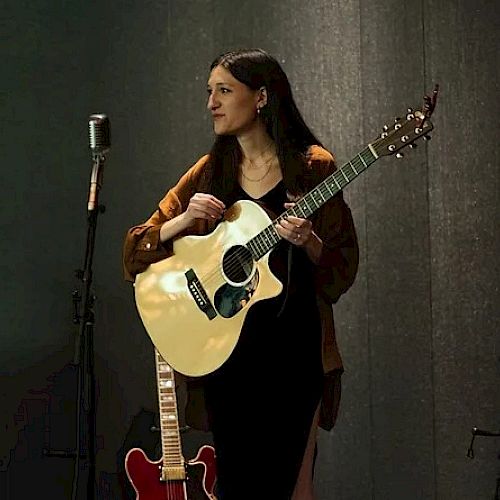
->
xmin=71 ymin=151 xmax=106 ymax=500
xmin=467 ymin=426 xmax=500 ymax=500
xmin=43 ymin=115 xmax=109 ymax=500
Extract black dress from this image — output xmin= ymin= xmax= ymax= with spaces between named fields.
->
xmin=204 ymin=181 xmax=324 ymax=499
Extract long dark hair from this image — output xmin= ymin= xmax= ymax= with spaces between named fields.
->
xmin=206 ymin=48 xmax=323 ymax=202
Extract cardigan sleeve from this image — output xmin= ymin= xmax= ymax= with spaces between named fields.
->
xmin=309 ymin=147 xmax=359 ymax=304
xmin=122 ymin=155 xmax=210 ymax=282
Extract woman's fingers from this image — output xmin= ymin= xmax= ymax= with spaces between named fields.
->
xmin=275 ymin=216 xmax=312 ymax=246
xmin=187 ymin=193 xmax=225 ymax=221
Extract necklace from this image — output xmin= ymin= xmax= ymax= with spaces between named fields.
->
xmin=240 ymin=157 xmax=275 ymax=182
xmin=240 ymin=143 xmax=276 ymax=182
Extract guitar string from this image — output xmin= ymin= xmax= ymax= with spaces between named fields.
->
xmin=164 ymin=478 xmax=181 ymax=499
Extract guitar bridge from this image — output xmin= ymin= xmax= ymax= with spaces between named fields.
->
xmin=185 ymin=269 xmax=217 ymax=320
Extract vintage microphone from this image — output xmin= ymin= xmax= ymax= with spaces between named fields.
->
xmin=87 ymin=114 xmax=111 ymax=211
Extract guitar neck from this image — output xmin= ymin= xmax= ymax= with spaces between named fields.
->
xmin=247 ymin=145 xmax=378 ymax=259
xmin=155 ymin=348 xmax=185 ymax=475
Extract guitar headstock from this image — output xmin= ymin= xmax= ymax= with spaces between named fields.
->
xmin=371 ymin=84 xmax=439 ymax=158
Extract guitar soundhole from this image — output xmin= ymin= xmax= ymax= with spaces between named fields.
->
xmin=222 ymin=245 xmax=254 ymax=286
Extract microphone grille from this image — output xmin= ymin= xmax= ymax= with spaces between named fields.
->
xmin=89 ymin=114 xmax=111 ymax=153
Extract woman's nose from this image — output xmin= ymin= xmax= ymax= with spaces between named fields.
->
xmin=207 ymin=93 xmax=219 ymax=110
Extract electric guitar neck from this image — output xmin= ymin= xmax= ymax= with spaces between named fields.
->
xmin=125 ymin=349 xmax=217 ymax=499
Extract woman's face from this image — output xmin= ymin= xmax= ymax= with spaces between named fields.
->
xmin=207 ymin=65 xmax=262 ymax=136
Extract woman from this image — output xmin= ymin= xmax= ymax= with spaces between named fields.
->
xmin=123 ymin=48 xmax=359 ymax=499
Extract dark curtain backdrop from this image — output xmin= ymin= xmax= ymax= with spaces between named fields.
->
xmin=2 ymin=1 xmax=499 ymax=499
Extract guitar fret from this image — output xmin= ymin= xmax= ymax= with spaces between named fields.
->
xmin=254 ymin=235 xmax=265 ymax=255
xmin=331 ymin=175 xmax=342 ymax=191
xmin=345 ymin=165 xmax=355 ymax=180
xmin=294 ymin=203 xmax=306 ymax=217
xmin=247 ymin=240 xmax=257 ymax=259
xmin=262 ymin=226 xmax=274 ymax=248
xmin=307 ymin=193 xmax=320 ymax=210
xmin=266 ymin=226 xmax=279 ymax=246
xmin=352 ymin=159 xmax=362 ymax=174
xmin=318 ymin=184 xmax=329 ymax=198
xmin=302 ymin=197 xmax=313 ymax=214
xmin=323 ymin=182 xmax=334 ymax=196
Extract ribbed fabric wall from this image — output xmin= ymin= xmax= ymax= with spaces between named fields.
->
xmin=3 ymin=1 xmax=498 ymax=498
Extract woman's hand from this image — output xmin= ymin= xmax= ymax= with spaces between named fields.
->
xmin=160 ymin=193 xmax=225 ymax=243
xmin=276 ymin=208 xmax=313 ymax=247
xmin=275 ymin=202 xmax=323 ymax=264
xmin=183 ymin=193 xmax=225 ymax=226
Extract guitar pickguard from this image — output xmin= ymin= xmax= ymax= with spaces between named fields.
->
xmin=214 ymin=271 xmax=259 ymax=318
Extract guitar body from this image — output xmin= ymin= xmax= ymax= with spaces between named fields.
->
xmin=135 ymin=200 xmax=283 ymax=376
xmin=125 ymin=445 xmax=217 ymax=500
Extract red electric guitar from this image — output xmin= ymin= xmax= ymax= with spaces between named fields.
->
xmin=125 ymin=348 xmax=217 ymax=499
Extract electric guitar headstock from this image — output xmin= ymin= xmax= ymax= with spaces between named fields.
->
xmin=371 ymin=84 xmax=439 ymax=159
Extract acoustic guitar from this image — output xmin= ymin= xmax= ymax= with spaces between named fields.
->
xmin=125 ymin=348 xmax=217 ymax=499
xmin=134 ymin=86 xmax=439 ymax=377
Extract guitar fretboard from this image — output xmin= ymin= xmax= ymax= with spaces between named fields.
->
xmin=246 ymin=146 xmax=377 ymax=259
xmin=155 ymin=349 xmax=184 ymax=469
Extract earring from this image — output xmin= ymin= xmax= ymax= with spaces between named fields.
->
xmin=257 ymin=107 xmax=261 ymax=115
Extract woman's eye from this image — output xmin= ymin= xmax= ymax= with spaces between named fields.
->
xmin=221 ymin=88 xmax=230 ymax=94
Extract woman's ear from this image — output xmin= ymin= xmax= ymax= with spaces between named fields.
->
xmin=257 ymin=86 xmax=268 ymax=108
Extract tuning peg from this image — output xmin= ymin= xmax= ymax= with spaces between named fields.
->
xmin=409 ymin=143 xmax=417 ymax=149
xmin=396 ymin=152 xmax=404 ymax=159
xmin=394 ymin=117 xmax=401 ymax=123
xmin=423 ymin=135 xmax=431 ymax=141
xmin=407 ymin=108 xmax=413 ymax=113
xmin=383 ymin=125 xmax=389 ymax=131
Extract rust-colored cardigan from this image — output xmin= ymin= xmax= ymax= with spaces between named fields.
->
xmin=123 ymin=145 xmax=359 ymax=430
